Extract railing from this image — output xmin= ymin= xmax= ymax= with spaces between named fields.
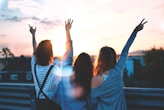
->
xmin=0 ymin=83 xmax=35 ymax=110
xmin=125 ymin=87 xmax=164 ymax=110
xmin=0 ymin=83 xmax=164 ymax=110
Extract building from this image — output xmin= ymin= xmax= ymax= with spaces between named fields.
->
xmin=125 ymin=50 xmax=145 ymax=77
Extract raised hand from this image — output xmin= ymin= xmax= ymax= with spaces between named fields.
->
xmin=29 ymin=24 xmax=36 ymax=35
xmin=134 ymin=18 xmax=148 ymax=33
xmin=63 ymin=19 xmax=73 ymax=60
xmin=65 ymin=19 xmax=73 ymax=31
xmin=28 ymin=24 xmax=37 ymax=53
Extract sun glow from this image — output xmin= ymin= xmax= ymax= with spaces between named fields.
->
xmin=51 ymin=28 xmax=66 ymax=58
xmin=161 ymin=22 xmax=164 ymax=31
xmin=34 ymin=25 xmax=67 ymax=58
xmin=52 ymin=40 xmax=66 ymax=58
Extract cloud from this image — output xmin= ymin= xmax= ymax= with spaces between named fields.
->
xmin=0 ymin=7 xmax=24 ymax=21
xmin=0 ymin=0 xmax=36 ymax=22
xmin=33 ymin=0 xmax=44 ymax=4
xmin=40 ymin=18 xmax=63 ymax=28
xmin=0 ymin=0 xmax=63 ymax=29
xmin=27 ymin=16 xmax=63 ymax=29
xmin=0 ymin=34 xmax=6 ymax=37
xmin=2 ymin=14 xmax=62 ymax=28
xmin=0 ymin=44 xmax=9 ymax=49
xmin=6 ymin=16 xmax=39 ymax=22
xmin=31 ymin=16 xmax=40 ymax=21
xmin=0 ymin=0 xmax=8 ymax=10
xmin=30 ymin=17 xmax=63 ymax=29
xmin=4 ymin=16 xmax=22 ymax=22
xmin=4 ymin=16 xmax=34 ymax=22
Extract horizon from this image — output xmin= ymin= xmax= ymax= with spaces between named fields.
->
xmin=0 ymin=48 xmax=152 ymax=59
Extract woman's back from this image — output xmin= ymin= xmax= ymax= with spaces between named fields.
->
xmin=58 ymin=68 xmax=88 ymax=110
xmin=88 ymin=55 xmax=127 ymax=110
xmin=31 ymin=56 xmax=61 ymax=99
xmin=53 ymin=19 xmax=93 ymax=110
xmin=88 ymin=19 xmax=148 ymax=110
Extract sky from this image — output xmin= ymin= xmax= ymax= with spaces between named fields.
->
xmin=0 ymin=0 xmax=164 ymax=57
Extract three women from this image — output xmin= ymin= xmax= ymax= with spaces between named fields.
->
xmin=30 ymin=18 xmax=147 ymax=110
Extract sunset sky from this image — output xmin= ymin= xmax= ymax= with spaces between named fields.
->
xmin=0 ymin=0 xmax=164 ymax=57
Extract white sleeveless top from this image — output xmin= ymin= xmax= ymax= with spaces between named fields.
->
xmin=102 ymin=74 xmax=108 ymax=81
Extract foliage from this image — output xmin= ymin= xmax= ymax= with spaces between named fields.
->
xmin=133 ymin=59 xmax=146 ymax=80
xmin=0 ymin=48 xmax=14 ymax=58
xmin=143 ymin=47 xmax=164 ymax=87
xmin=124 ymin=47 xmax=164 ymax=88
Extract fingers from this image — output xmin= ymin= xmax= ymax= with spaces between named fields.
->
xmin=70 ymin=19 xmax=73 ymax=24
xmin=28 ymin=24 xmax=32 ymax=28
xmin=29 ymin=24 xmax=36 ymax=30
xmin=140 ymin=18 xmax=145 ymax=24
xmin=140 ymin=18 xmax=148 ymax=25
xmin=143 ymin=21 xmax=148 ymax=25
xmin=65 ymin=18 xmax=73 ymax=24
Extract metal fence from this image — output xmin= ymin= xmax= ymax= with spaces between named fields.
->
xmin=0 ymin=83 xmax=164 ymax=110
xmin=0 ymin=83 xmax=35 ymax=110
xmin=125 ymin=87 xmax=164 ymax=110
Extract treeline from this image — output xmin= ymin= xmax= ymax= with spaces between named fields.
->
xmin=124 ymin=47 xmax=164 ymax=88
xmin=0 ymin=48 xmax=14 ymax=58
xmin=1 ymin=47 xmax=164 ymax=88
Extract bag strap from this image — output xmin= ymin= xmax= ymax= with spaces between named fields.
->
xmin=34 ymin=63 xmax=54 ymax=99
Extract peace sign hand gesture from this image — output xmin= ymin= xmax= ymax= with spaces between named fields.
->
xmin=134 ymin=18 xmax=148 ymax=33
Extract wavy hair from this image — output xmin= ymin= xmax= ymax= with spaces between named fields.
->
xmin=95 ymin=46 xmax=117 ymax=75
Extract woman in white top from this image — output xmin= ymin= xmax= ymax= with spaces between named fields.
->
xmin=29 ymin=24 xmax=68 ymax=110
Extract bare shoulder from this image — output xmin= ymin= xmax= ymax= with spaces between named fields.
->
xmin=91 ymin=75 xmax=104 ymax=88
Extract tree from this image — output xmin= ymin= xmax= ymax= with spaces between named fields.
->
xmin=144 ymin=47 xmax=164 ymax=88
xmin=0 ymin=48 xmax=14 ymax=58
xmin=133 ymin=59 xmax=146 ymax=80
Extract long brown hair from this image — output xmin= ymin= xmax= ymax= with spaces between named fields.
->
xmin=72 ymin=52 xmax=93 ymax=100
xmin=95 ymin=46 xmax=116 ymax=75
xmin=34 ymin=40 xmax=53 ymax=66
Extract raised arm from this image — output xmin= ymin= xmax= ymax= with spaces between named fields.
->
xmin=121 ymin=18 xmax=148 ymax=54
xmin=29 ymin=24 xmax=37 ymax=54
xmin=116 ymin=19 xmax=148 ymax=71
xmin=62 ymin=19 xmax=73 ymax=66
xmin=65 ymin=19 xmax=73 ymax=42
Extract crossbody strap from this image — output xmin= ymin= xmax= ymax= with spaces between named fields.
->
xmin=34 ymin=63 xmax=54 ymax=99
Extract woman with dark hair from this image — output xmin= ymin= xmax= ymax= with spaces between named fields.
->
xmin=54 ymin=19 xmax=93 ymax=110
xmin=71 ymin=52 xmax=93 ymax=100
xmin=29 ymin=24 xmax=63 ymax=110
xmin=88 ymin=19 xmax=148 ymax=110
